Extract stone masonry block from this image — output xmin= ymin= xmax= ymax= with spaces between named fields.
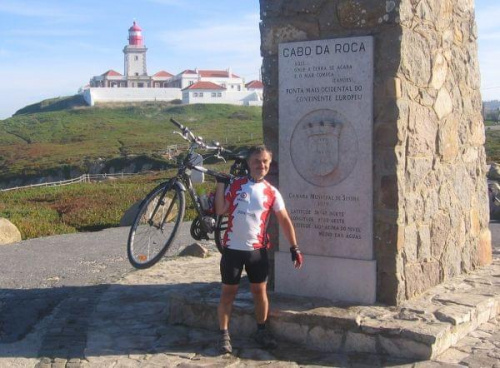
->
xmin=434 ymin=305 xmax=473 ymax=326
xmin=405 ymin=261 xmax=440 ymax=299
xmin=307 ymin=325 xmax=344 ymax=352
xmin=260 ymin=0 xmax=284 ymax=18
xmin=345 ymin=331 xmax=377 ymax=353
xmin=378 ymin=335 xmax=432 ymax=359
xmin=434 ymin=88 xmax=454 ymax=120
xmin=337 ymin=0 xmax=391 ymax=28
xmin=478 ymin=228 xmax=492 ymax=266
xmin=380 ymin=175 xmax=399 ymax=210
xmin=401 ymin=29 xmax=433 ymax=86
xmin=438 ymin=115 xmax=459 ymax=162
xmin=271 ymin=320 xmax=309 ymax=345
xmin=260 ymin=20 xmax=317 ymax=55
xmin=283 ymin=0 xmax=325 ymax=16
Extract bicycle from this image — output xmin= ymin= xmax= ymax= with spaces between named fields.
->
xmin=127 ymin=118 xmax=248 ymax=269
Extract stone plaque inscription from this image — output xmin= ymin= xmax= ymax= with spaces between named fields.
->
xmin=279 ymin=37 xmax=373 ymax=260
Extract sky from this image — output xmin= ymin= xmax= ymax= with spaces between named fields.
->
xmin=0 ymin=0 xmax=498 ymax=120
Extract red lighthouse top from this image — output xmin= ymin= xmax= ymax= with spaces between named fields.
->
xmin=128 ymin=21 xmax=144 ymax=46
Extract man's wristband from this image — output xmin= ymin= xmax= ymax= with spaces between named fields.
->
xmin=290 ymin=246 xmax=303 ymax=265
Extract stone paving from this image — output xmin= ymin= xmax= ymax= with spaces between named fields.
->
xmin=0 ymin=241 xmax=498 ymax=367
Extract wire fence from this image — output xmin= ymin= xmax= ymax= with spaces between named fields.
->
xmin=0 ymin=172 xmax=145 ymax=192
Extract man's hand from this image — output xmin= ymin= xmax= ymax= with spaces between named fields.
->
xmin=290 ymin=247 xmax=303 ymax=269
xmin=216 ymin=174 xmax=231 ymax=184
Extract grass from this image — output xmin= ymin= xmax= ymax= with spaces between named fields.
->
xmin=0 ymin=100 xmax=263 ymax=181
xmin=485 ymin=128 xmax=500 ymax=163
xmin=4 ymin=100 xmax=500 ymax=241
xmin=0 ymin=170 xmax=222 ymax=240
xmin=0 ymin=98 xmax=261 ymax=240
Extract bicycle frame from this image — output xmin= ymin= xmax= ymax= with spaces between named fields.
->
xmin=148 ymin=138 xmax=224 ymax=234
xmin=127 ymin=118 xmax=244 ymax=268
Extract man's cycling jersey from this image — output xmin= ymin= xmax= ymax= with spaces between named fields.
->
xmin=223 ymin=176 xmax=285 ymax=251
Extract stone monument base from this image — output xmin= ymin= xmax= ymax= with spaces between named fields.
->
xmin=274 ymin=251 xmax=377 ymax=304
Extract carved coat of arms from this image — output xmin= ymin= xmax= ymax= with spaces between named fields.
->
xmin=306 ymin=120 xmax=343 ymax=177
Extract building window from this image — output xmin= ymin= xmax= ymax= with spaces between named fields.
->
xmin=199 ymin=92 xmax=204 ymax=97
xmin=135 ymin=56 xmax=139 ymax=61
xmin=238 ymin=85 xmax=241 ymax=91
xmin=217 ymin=92 xmax=222 ymax=97
xmin=194 ymin=93 xmax=198 ymax=97
xmin=211 ymin=92 xmax=216 ymax=97
xmin=189 ymin=81 xmax=194 ymax=85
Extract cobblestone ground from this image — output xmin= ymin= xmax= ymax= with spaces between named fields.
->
xmin=0 ymin=252 xmax=496 ymax=368
xmin=0 ymin=229 xmax=498 ymax=368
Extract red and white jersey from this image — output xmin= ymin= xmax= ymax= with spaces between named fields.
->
xmin=223 ymin=177 xmax=285 ymax=251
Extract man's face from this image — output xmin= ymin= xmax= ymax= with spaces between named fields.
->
xmin=248 ymin=150 xmax=272 ymax=181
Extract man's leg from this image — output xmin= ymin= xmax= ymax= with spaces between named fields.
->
xmin=217 ymin=283 xmax=238 ymax=354
xmin=250 ymin=281 xmax=277 ymax=349
xmin=218 ymin=284 xmax=239 ymax=330
xmin=250 ymin=282 xmax=268 ymax=324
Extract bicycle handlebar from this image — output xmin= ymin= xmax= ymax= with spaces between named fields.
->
xmin=170 ymin=117 xmax=231 ymax=157
xmin=170 ymin=118 xmax=184 ymax=130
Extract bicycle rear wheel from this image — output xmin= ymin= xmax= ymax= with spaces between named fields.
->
xmin=214 ymin=215 xmax=228 ymax=254
xmin=127 ymin=181 xmax=185 ymax=269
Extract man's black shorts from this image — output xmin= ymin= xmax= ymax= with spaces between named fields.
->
xmin=220 ymin=248 xmax=269 ymax=285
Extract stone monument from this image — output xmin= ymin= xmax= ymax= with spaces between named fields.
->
xmin=260 ymin=0 xmax=492 ymax=305
xmin=275 ymin=37 xmax=376 ymax=303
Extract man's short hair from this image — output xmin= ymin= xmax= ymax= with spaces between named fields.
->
xmin=247 ymin=145 xmax=273 ymax=160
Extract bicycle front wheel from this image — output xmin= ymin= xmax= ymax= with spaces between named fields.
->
xmin=127 ymin=181 xmax=185 ymax=269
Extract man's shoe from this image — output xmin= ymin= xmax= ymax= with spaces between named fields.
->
xmin=254 ymin=329 xmax=278 ymax=349
xmin=218 ymin=334 xmax=232 ymax=354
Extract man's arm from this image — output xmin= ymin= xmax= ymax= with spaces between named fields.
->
xmin=215 ymin=182 xmax=230 ymax=215
xmin=275 ymin=208 xmax=297 ymax=247
xmin=275 ymin=208 xmax=302 ymax=268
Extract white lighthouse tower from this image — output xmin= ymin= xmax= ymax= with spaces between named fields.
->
xmin=123 ymin=21 xmax=148 ymax=87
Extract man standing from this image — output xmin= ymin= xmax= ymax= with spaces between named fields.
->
xmin=215 ymin=145 xmax=303 ymax=354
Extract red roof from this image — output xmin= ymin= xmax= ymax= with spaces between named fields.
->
xmin=180 ymin=69 xmax=240 ymax=78
xmin=129 ymin=21 xmax=142 ymax=32
xmin=199 ymin=70 xmax=240 ymax=78
xmin=245 ymin=80 xmax=264 ymax=89
xmin=180 ymin=69 xmax=197 ymax=75
xmin=153 ymin=70 xmax=173 ymax=77
xmin=102 ymin=70 xmax=122 ymax=77
xmin=183 ymin=81 xmax=226 ymax=91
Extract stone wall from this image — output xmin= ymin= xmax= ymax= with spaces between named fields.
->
xmin=82 ymin=88 xmax=182 ymax=106
xmin=260 ymin=0 xmax=491 ymax=304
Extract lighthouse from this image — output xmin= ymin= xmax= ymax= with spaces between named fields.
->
xmin=123 ymin=21 xmax=148 ymax=86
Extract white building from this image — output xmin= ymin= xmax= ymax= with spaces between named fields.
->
xmin=82 ymin=22 xmax=262 ymax=107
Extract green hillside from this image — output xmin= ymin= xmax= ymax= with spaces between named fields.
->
xmin=0 ymin=98 xmax=263 ymax=182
